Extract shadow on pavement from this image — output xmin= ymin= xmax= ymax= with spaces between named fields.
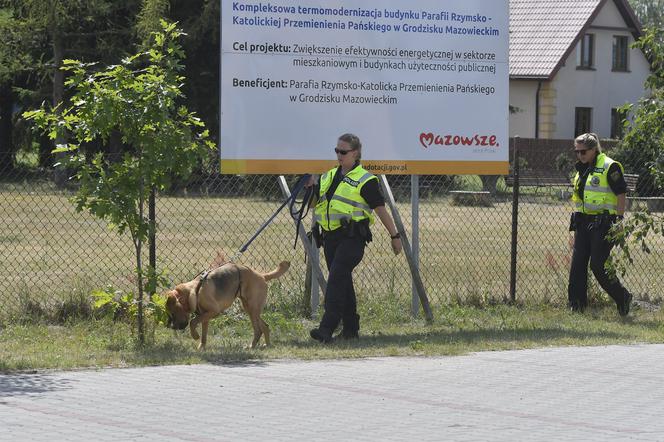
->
xmin=0 ymin=373 xmax=74 ymax=399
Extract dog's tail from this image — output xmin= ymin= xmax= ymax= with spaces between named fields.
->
xmin=262 ymin=261 xmax=290 ymax=281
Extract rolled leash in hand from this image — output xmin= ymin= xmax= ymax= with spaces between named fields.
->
xmin=288 ymin=174 xmax=314 ymax=249
xmin=237 ymin=174 xmax=313 ymax=256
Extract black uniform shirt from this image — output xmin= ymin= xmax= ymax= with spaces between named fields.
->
xmin=575 ymin=156 xmax=627 ymax=200
xmin=316 ymin=162 xmax=385 ymax=209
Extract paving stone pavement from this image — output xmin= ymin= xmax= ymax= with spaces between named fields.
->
xmin=1 ymin=344 xmax=663 ymax=441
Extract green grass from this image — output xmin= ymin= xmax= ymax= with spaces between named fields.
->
xmin=1 ymin=302 xmax=663 ymax=372
xmin=1 ymin=184 xmax=663 ymax=372
xmin=1 ymin=187 xmax=662 ymax=317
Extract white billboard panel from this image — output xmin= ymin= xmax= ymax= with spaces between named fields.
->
xmin=221 ymin=0 xmax=509 ymax=174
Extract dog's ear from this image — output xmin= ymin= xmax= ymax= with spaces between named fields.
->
xmin=166 ymin=294 xmax=177 ymax=308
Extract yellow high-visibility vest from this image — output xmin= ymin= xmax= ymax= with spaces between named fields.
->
xmin=572 ymin=153 xmax=623 ymax=214
xmin=314 ymin=165 xmax=376 ymax=231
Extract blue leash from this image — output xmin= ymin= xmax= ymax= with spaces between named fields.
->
xmin=238 ymin=174 xmax=313 ymax=254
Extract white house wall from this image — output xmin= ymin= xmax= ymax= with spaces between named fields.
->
xmin=509 ymin=80 xmax=538 ymax=138
xmin=551 ymin=0 xmax=650 ymax=138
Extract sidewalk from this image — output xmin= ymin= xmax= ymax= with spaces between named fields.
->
xmin=1 ymin=344 xmax=663 ymax=441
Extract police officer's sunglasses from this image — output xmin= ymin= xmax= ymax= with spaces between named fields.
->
xmin=335 ymin=148 xmax=354 ymax=155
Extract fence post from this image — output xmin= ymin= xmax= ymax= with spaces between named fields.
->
xmin=276 ymin=176 xmax=326 ymax=318
xmin=509 ymin=136 xmax=520 ymax=302
xmin=379 ymin=175 xmax=433 ymax=322
xmin=411 ymin=175 xmax=420 ymax=317
xmin=148 ymin=186 xmax=156 ymax=300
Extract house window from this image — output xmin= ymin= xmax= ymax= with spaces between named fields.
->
xmin=612 ymin=36 xmax=629 ymax=71
xmin=575 ymin=107 xmax=592 ymax=136
xmin=611 ymin=108 xmax=626 ymax=139
xmin=577 ymin=34 xmax=595 ymax=69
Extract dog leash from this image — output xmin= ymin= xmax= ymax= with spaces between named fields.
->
xmin=187 ymin=175 xmax=312 ymax=282
xmin=235 ymin=174 xmax=313 ymax=258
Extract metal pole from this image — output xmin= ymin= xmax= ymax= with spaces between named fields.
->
xmin=148 ymin=186 xmax=156 ymax=300
xmin=411 ymin=175 xmax=420 ymax=317
xmin=379 ymin=175 xmax=433 ymax=322
xmin=277 ymin=176 xmax=327 ymax=300
xmin=309 ymin=217 xmax=320 ymax=318
xmin=509 ymin=136 xmax=520 ymax=302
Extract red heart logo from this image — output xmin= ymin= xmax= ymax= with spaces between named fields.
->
xmin=419 ymin=132 xmax=434 ymax=148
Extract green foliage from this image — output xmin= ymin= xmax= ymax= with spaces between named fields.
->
xmin=554 ymin=151 xmax=575 ymax=174
xmin=0 ymin=7 xmax=30 ymax=83
xmin=91 ymin=288 xmax=169 ymax=326
xmin=23 ymin=21 xmax=214 ymax=342
xmin=610 ymin=212 xmax=664 ymax=277
xmin=54 ymin=292 xmax=93 ymax=323
xmin=609 ymin=28 xmax=664 ymax=275
xmin=136 ymin=0 xmax=170 ymax=43
xmin=628 ymin=0 xmax=664 ymax=30
xmin=612 ymin=29 xmax=664 ymax=196
xmin=25 ymin=19 xmax=214 ymax=246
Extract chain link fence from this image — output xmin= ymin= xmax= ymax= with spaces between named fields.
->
xmin=1 ymin=138 xmax=662 ymax=322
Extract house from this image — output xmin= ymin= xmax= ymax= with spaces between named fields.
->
xmin=509 ymin=0 xmax=651 ymax=139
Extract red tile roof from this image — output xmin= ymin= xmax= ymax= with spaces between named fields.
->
xmin=509 ymin=0 xmax=642 ymax=79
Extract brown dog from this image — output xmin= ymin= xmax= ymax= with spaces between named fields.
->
xmin=165 ymin=261 xmax=290 ymax=350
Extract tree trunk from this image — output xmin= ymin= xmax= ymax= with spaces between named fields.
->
xmin=51 ymin=22 xmax=67 ymax=187
xmin=38 ymin=134 xmax=53 ymax=169
xmin=135 ymin=236 xmax=145 ymax=346
xmin=135 ymin=178 xmax=145 ymax=345
xmin=0 ymin=82 xmax=14 ymax=175
xmin=108 ymin=129 xmax=123 ymax=163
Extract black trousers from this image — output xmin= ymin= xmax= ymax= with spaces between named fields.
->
xmin=568 ymin=216 xmax=629 ymax=309
xmin=318 ymin=232 xmax=365 ymax=333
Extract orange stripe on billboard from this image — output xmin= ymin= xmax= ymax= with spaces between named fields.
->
xmin=221 ymin=160 xmax=509 ymax=175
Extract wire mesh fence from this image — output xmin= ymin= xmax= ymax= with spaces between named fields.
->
xmin=1 ymin=138 xmax=662 ymax=322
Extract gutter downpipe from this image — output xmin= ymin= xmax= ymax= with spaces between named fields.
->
xmin=535 ymin=81 xmax=542 ymax=138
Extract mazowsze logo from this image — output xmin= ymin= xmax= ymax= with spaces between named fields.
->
xmin=419 ymin=132 xmax=499 ymax=149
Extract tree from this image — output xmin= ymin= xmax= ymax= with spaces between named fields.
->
xmin=609 ymin=27 xmax=664 ymax=276
xmin=0 ymin=4 xmax=37 ymax=173
xmin=25 ymin=21 xmax=214 ymax=343
xmin=629 ymin=0 xmax=664 ymax=30
xmin=1 ymin=0 xmax=142 ymax=175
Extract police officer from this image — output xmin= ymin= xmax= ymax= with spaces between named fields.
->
xmin=307 ymin=133 xmax=402 ymax=343
xmin=568 ymin=133 xmax=632 ymax=316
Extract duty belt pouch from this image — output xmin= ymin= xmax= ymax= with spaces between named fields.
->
xmin=311 ymin=223 xmax=323 ymax=248
xmin=569 ymin=212 xmax=577 ymax=232
xmin=356 ymin=221 xmax=372 ymax=243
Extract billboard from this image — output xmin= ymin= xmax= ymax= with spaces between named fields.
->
xmin=221 ymin=0 xmax=509 ymax=174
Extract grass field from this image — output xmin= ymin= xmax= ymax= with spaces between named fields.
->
xmin=1 ymin=182 xmax=663 ymax=372
xmin=1 ymin=303 xmax=663 ymax=372
xmin=1 ymin=182 xmax=662 ymax=322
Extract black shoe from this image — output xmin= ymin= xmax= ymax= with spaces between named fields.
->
xmin=310 ymin=327 xmax=333 ymax=343
xmin=618 ymin=292 xmax=633 ymax=317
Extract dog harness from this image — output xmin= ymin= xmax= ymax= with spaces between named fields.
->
xmin=192 ymin=264 xmax=243 ymax=316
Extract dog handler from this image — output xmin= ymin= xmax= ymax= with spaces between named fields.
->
xmin=307 ymin=133 xmax=402 ymax=343
xmin=568 ymin=133 xmax=633 ymax=316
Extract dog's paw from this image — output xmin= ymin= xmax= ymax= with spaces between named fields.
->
xmin=197 ymin=342 xmax=206 ymax=351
